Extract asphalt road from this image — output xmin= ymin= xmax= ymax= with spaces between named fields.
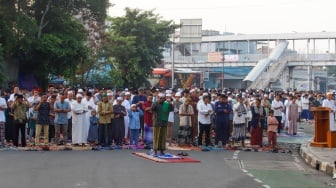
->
xmin=0 ymin=147 xmax=334 ymax=188
xmin=1 ymin=121 xmax=335 ymax=188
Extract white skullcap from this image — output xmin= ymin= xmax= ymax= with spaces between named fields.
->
xmin=158 ymin=93 xmax=165 ymax=98
xmin=175 ymin=92 xmax=181 ymax=97
xmin=76 ymin=94 xmax=83 ymax=98
xmin=107 ymin=93 xmax=113 ymax=96
xmin=131 ymin=104 xmax=137 ymax=108
xmin=263 ymin=94 xmax=268 ymax=97
xmin=77 ymin=88 xmax=83 ymax=93
xmin=67 ymin=91 xmax=73 ymax=94
xmin=125 ymin=92 xmax=131 ymax=95
xmin=202 ymin=93 xmax=209 ymax=96
xmin=117 ymin=97 xmax=123 ymax=101
xmin=166 ymin=93 xmax=172 ymax=97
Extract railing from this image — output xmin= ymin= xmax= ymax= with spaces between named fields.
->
xmin=164 ymin=53 xmax=336 ymax=66
xmin=245 ymin=41 xmax=289 ymax=89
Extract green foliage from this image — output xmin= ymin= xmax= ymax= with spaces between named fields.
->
xmin=0 ymin=1 xmax=109 ymax=88
xmin=105 ymin=8 xmax=178 ymax=88
xmin=0 ymin=46 xmax=7 ymax=87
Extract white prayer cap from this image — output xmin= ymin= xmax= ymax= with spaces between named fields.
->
xmin=263 ymin=94 xmax=268 ymax=97
xmin=117 ymin=97 xmax=123 ymax=101
xmin=158 ymin=93 xmax=165 ymax=98
xmin=125 ymin=88 xmax=128 ymax=91
xmin=77 ymin=88 xmax=84 ymax=93
xmin=202 ymin=93 xmax=208 ymax=96
xmin=166 ymin=93 xmax=172 ymax=97
xmin=76 ymin=94 xmax=83 ymax=98
xmin=165 ymin=90 xmax=172 ymax=94
xmin=67 ymin=91 xmax=73 ymax=94
xmin=89 ymin=89 xmax=95 ymax=92
xmin=125 ymin=92 xmax=131 ymax=95
xmin=190 ymin=89 xmax=196 ymax=93
xmin=107 ymin=92 xmax=113 ymax=96
xmin=175 ymin=92 xmax=181 ymax=97
xmin=131 ymin=104 xmax=137 ymax=108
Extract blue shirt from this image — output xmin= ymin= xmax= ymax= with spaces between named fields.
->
xmin=128 ymin=109 xmax=144 ymax=129
xmin=214 ymin=101 xmax=232 ymax=122
xmin=54 ymin=101 xmax=70 ymax=125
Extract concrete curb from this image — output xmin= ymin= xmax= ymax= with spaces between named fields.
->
xmin=300 ymin=142 xmax=334 ymax=177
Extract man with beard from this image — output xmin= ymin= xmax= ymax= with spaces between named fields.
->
xmin=71 ymin=94 xmax=88 ymax=146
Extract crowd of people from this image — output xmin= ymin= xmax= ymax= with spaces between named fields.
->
xmin=0 ymin=85 xmax=335 ymax=154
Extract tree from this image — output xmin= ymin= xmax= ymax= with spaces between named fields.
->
xmin=0 ymin=46 xmax=7 ymax=87
xmin=104 ymin=8 xmax=178 ymax=88
xmin=0 ymin=1 xmax=110 ymax=89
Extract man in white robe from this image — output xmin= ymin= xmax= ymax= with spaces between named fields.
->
xmin=322 ymin=92 xmax=336 ymax=131
xmin=71 ymin=94 xmax=88 ymax=145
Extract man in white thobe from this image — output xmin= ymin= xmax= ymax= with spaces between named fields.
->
xmin=71 ymin=94 xmax=88 ymax=145
xmin=322 ymin=92 xmax=336 ymax=131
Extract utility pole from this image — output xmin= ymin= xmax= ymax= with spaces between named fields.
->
xmin=171 ymin=34 xmax=175 ymax=89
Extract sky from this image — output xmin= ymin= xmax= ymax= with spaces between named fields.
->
xmin=108 ymin=0 xmax=336 ymax=35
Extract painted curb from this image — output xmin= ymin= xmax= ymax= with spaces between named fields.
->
xmin=300 ymin=143 xmax=334 ymax=176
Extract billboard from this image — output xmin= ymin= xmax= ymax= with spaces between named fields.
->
xmin=207 ymin=52 xmax=239 ymax=62
xmin=180 ymin=19 xmax=202 ymax=43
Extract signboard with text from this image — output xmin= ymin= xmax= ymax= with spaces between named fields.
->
xmin=207 ymin=52 xmax=239 ymax=62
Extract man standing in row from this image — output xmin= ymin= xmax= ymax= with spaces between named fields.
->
xmin=11 ymin=94 xmax=29 ymax=147
xmin=34 ymin=94 xmax=51 ymax=145
xmin=54 ymin=93 xmax=71 ymax=145
xmin=151 ymin=93 xmax=173 ymax=155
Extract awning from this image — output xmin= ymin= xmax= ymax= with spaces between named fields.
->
xmin=153 ymin=68 xmax=170 ymax=75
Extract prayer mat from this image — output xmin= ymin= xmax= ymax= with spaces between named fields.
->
xmin=91 ymin=146 xmax=115 ymax=151
xmin=71 ymin=145 xmax=92 ymax=151
xmin=122 ymin=144 xmax=145 ymax=149
xmin=132 ymin=152 xmax=201 ymax=163
xmin=167 ymin=145 xmax=202 ymax=151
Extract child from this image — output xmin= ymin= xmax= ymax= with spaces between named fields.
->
xmin=128 ymin=104 xmax=143 ymax=148
xmin=267 ymin=110 xmax=279 ymax=152
xmin=87 ymin=110 xmax=99 ymax=146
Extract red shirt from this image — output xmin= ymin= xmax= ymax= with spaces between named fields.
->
xmin=143 ymin=101 xmax=153 ymax=126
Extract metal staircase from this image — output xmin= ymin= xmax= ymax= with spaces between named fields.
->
xmin=249 ymin=55 xmax=288 ymax=89
xmin=244 ymin=41 xmax=288 ymax=89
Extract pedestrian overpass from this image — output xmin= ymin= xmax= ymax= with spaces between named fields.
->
xmin=163 ymin=32 xmax=336 ymax=90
